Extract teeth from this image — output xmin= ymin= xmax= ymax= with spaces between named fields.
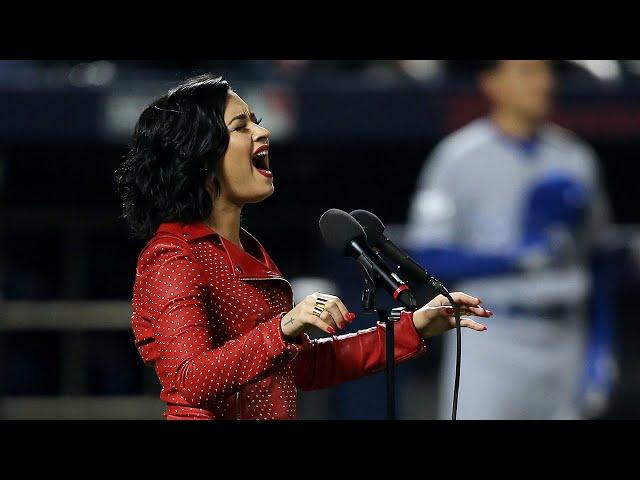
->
xmin=254 ymin=151 xmax=268 ymax=157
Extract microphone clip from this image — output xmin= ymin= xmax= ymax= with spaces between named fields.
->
xmin=356 ymin=258 xmax=378 ymax=311
xmin=389 ymin=306 xmax=407 ymax=322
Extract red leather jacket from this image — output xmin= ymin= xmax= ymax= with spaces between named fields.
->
xmin=131 ymin=221 xmax=427 ymax=419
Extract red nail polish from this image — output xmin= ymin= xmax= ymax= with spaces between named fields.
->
xmin=347 ymin=312 xmax=356 ymax=321
xmin=327 ymin=326 xmax=336 ymax=334
xmin=445 ymin=307 xmax=454 ymax=315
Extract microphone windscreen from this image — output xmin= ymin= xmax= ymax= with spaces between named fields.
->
xmin=319 ymin=208 xmax=366 ymax=254
xmin=350 ymin=209 xmax=385 ymax=246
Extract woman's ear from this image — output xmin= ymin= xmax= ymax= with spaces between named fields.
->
xmin=205 ymin=180 xmax=215 ymax=198
xmin=204 ymin=169 xmax=217 ymax=197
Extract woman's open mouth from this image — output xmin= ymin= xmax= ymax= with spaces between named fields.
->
xmin=252 ymin=145 xmax=273 ymax=178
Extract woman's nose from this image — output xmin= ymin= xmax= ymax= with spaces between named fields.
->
xmin=253 ymin=123 xmax=271 ymax=142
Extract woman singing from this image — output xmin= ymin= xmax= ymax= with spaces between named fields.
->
xmin=115 ymin=74 xmax=492 ymax=420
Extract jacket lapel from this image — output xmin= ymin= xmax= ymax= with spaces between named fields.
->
xmin=220 ymin=228 xmax=284 ymax=280
xmin=156 ymin=222 xmax=284 ymax=280
xmin=156 ymin=221 xmax=293 ymax=306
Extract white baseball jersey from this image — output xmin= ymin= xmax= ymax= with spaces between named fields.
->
xmin=405 ymin=117 xmax=611 ymax=419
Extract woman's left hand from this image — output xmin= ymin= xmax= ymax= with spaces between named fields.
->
xmin=412 ymin=291 xmax=493 ymax=339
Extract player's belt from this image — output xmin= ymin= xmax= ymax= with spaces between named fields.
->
xmin=505 ymin=303 xmax=573 ymax=321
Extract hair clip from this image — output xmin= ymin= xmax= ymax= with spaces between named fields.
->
xmin=154 ymin=105 xmax=182 ymax=114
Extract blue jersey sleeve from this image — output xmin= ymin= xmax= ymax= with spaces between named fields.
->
xmin=409 ymin=246 xmax=517 ymax=284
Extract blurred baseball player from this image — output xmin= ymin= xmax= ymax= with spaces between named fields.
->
xmin=405 ymin=60 xmax=617 ymax=419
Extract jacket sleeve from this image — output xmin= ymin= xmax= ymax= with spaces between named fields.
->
xmin=290 ymin=311 xmax=427 ymax=391
xmin=141 ymin=239 xmax=302 ymax=407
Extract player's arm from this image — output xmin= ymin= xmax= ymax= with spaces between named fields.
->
xmin=579 ymin=147 xmax=618 ymax=417
xmin=408 ymin=245 xmax=517 ymax=284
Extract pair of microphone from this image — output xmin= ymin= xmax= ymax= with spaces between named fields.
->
xmin=320 ymin=208 xmax=463 ymax=421
xmin=318 ymin=208 xmax=450 ymax=310
xmin=320 ymin=208 xmax=462 ymax=421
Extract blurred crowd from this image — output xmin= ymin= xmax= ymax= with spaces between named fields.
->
xmin=3 ymin=60 xmax=640 ymax=87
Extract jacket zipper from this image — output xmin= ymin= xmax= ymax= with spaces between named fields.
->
xmin=235 ymin=276 xmax=294 ymax=420
xmin=241 ymin=275 xmax=300 ymax=357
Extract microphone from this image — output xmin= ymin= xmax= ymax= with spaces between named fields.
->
xmin=350 ymin=209 xmax=449 ymax=296
xmin=319 ymin=208 xmax=417 ymax=309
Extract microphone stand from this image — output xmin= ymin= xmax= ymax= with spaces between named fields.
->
xmin=357 ymin=262 xmax=457 ymax=420
xmin=359 ymin=264 xmax=414 ymax=420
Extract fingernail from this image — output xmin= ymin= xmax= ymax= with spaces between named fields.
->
xmin=477 ymin=298 xmax=483 ymax=304
xmin=487 ymin=310 xmax=494 ymax=316
xmin=346 ymin=312 xmax=356 ymax=322
xmin=483 ymin=326 xmax=488 ymax=331
xmin=327 ymin=326 xmax=336 ymax=334
xmin=445 ymin=307 xmax=454 ymax=315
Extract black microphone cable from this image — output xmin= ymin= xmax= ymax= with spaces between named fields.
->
xmin=386 ymin=254 xmax=462 ymax=420
xmin=452 ymin=301 xmax=462 ymax=421
xmin=422 ymin=272 xmax=461 ymax=420
xmin=429 ymin=278 xmax=461 ymax=421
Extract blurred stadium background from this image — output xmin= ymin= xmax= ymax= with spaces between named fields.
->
xmin=1 ymin=59 xmax=639 ymax=419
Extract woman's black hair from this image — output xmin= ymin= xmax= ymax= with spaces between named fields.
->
xmin=115 ymin=73 xmax=231 ymax=239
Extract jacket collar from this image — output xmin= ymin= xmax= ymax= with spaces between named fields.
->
xmin=156 ymin=222 xmax=284 ymax=280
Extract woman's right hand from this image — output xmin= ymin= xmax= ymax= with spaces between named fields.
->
xmin=280 ymin=292 xmax=356 ymax=338
xmin=412 ymin=291 xmax=492 ymax=338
